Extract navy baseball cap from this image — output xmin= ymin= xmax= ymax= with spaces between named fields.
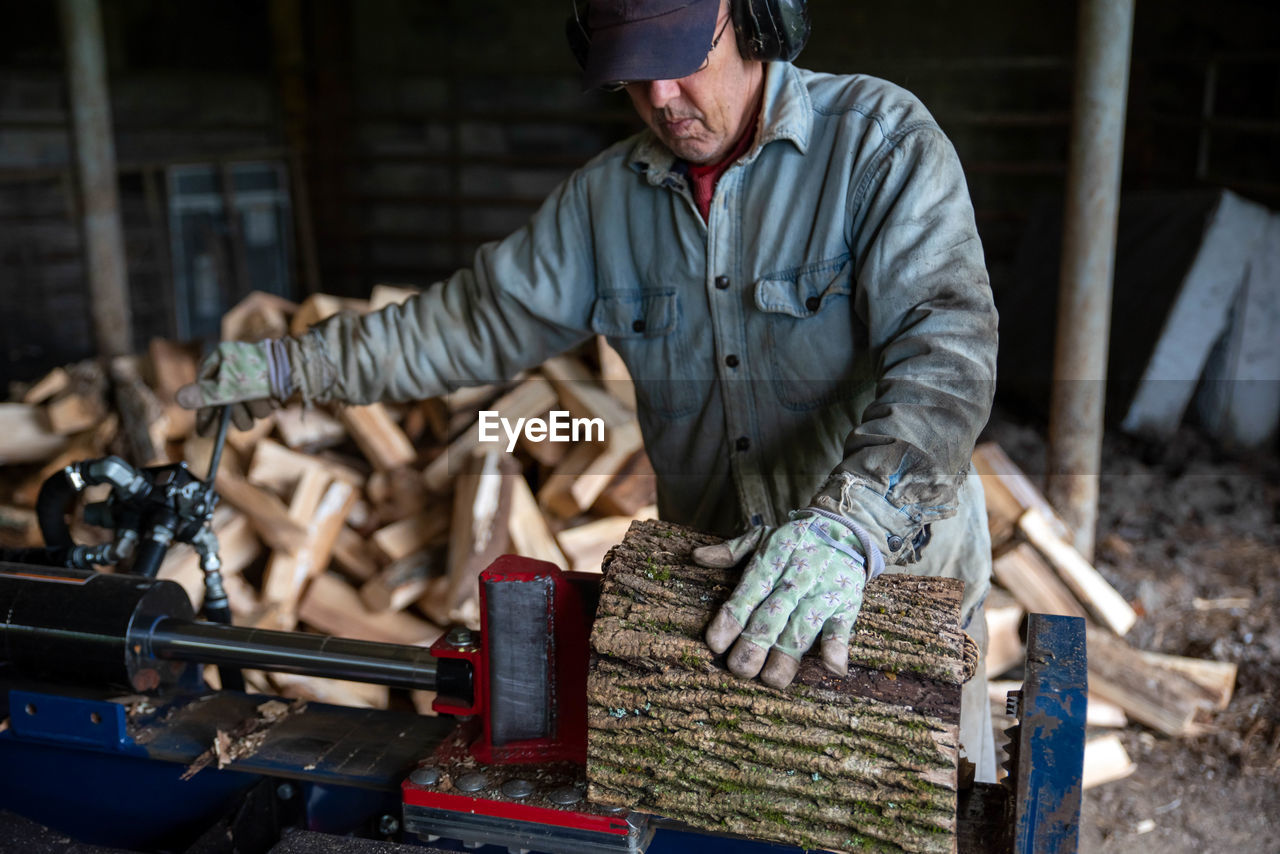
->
xmin=583 ymin=0 xmax=722 ymax=90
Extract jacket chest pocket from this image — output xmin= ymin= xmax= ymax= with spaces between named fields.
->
xmin=590 ymin=290 xmax=702 ymax=419
xmin=753 ymin=254 xmax=870 ymax=411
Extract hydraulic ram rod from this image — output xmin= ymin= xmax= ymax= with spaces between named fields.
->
xmin=145 ymin=618 xmax=440 ymax=691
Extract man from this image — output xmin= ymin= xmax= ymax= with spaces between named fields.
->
xmin=179 ymin=0 xmax=998 ymax=780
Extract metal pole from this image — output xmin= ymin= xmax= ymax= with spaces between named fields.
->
xmin=59 ymin=0 xmax=133 ymax=357
xmin=1046 ymin=0 xmax=1135 ymax=562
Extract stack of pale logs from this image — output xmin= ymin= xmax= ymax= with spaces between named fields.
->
xmin=973 ymin=443 xmax=1238 ymax=789
xmin=0 ymin=287 xmax=657 ymax=709
xmin=0 ymin=288 xmax=1236 ymax=765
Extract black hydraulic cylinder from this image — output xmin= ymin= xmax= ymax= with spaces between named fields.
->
xmin=145 ymin=619 xmax=442 ymax=692
xmin=0 ymin=564 xmax=466 ymax=700
xmin=0 ymin=563 xmax=194 ymax=691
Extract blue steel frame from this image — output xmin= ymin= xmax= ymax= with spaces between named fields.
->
xmin=1010 ymin=613 xmax=1088 ymax=854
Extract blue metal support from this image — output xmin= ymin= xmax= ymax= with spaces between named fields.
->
xmin=1009 ymin=614 xmax=1088 ymax=853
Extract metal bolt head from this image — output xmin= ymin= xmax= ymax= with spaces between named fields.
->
xmin=276 ymin=782 xmax=295 ymax=801
xmin=378 ymin=815 xmax=399 ymax=835
xmin=1006 ymin=690 xmax=1022 ymax=718
xmin=410 ymin=765 xmax=441 ymax=786
xmin=601 ymin=804 xmax=627 ymax=815
xmin=456 ymin=771 xmax=489 ymax=792
xmin=501 ymin=778 xmax=535 ymax=799
xmin=463 ymin=841 xmax=484 ymax=849
xmin=447 ymin=626 xmax=474 ymax=647
xmin=548 ymin=785 xmax=584 ymax=806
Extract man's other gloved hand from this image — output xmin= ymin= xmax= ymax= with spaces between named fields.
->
xmin=175 ymin=339 xmax=293 ymax=434
xmin=693 ymin=508 xmax=884 ymax=689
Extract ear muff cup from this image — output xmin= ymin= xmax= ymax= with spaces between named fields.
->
xmin=566 ymin=0 xmax=810 ymax=73
xmin=730 ymin=0 xmax=810 ymax=63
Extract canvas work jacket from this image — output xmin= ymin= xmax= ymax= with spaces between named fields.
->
xmin=304 ymin=61 xmax=999 ymax=621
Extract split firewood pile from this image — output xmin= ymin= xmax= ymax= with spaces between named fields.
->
xmin=973 ymin=442 xmax=1239 ymax=791
xmin=0 ymin=287 xmax=657 ymax=710
xmin=0 ymin=288 xmax=1237 ymax=784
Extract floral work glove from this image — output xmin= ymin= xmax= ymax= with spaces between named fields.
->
xmin=175 ymin=340 xmax=294 ymax=434
xmin=693 ymin=508 xmax=885 ymax=689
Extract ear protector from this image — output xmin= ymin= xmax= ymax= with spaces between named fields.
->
xmin=566 ymin=0 xmax=810 ymax=74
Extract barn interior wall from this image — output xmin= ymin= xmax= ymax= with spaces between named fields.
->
xmin=0 ymin=0 xmax=1276 ymax=390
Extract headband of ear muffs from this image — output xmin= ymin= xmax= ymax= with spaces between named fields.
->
xmin=566 ymin=0 xmax=810 ymax=73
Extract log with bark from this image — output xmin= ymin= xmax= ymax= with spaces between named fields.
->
xmin=586 ymin=520 xmax=966 ymax=854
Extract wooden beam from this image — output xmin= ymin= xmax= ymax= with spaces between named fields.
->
xmin=1082 ymin=734 xmax=1136 ymax=789
xmin=1130 ymin=649 xmax=1237 ymax=711
xmin=268 ymin=672 xmax=389 ymax=710
xmin=220 ymin=290 xmax=297 ymax=342
xmin=338 ymin=404 xmax=416 ymax=471
xmin=332 ymin=525 xmax=381 ymax=583
xmin=537 ymin=441 xmax=603 ymax=519
xmin=261 ymin=473 xmax=356 ymax=620
xmin=365 ymin=467 xmax=431 ymax=524
xmin=420 ymin=451 xmax=515 ymax=628
xmin=215 ymin=469 xmax=309 ymax=556
xmin=299 ymin=572 xmax=442 ymax=646
xmin=507 ymin=474 xmax=568 ymax=571
xmin=984 ymin=590 xmax=1025 ymax=679
xmin=1020 ymin=507 xmax=1136 ymax=635
xmin=148 ymin=338 xmax=198 ymax=440
xmin=22 ymin=367 xmax=70 ymax=405
xmin=556 ymin=511 xmax=655 ymax=574
xmin=274 ymin=405 xmax=347 ymax=451
xmin=0 ymin=404 xmax=69 ymax=465
xmin=368 ymin=284 xmax=420 ymax=311
xmin=288 ymin=293 xmax=365 ymax=336
xmin=1085 ymin=625 xmax=1206 ymax=736
xmin=991 ymin=542 xmax=1090 ymax=621
xmin=45 ymin=389 xmax=105 ymax=435
xmin=246 ymin=437 xmax=365 ymax=495
xmin=110 ymin=356 xmax=169 ymax=465
xmin=593 ymin=451 xmax=657 ymax=517
xmin=972 ymin=443 xmax=1072 ymax=541
xmin=596 ymin=335 xmax=636 ymax=411
xmin=370 ymin=511 xmax=449 ymax=564
xmin=359 ymin=546 xmax=445 ymax=613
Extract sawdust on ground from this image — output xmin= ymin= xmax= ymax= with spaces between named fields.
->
xmin=982 ymin=412 xmax=1280 ymax=854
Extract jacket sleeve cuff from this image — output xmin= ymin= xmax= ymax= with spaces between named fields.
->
xmin=810 ymin=472 xmax=931 ymax=567
xmin=286 ymin=331 xmax=342 ymax=404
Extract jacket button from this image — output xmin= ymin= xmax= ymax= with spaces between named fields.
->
xmin=735 ymin=436 xmax=750 ymax=452
xmin=715 ymin=276 xmax=730 ymax=290
xmin=632 ymin=319 xmax=646 ymax=333
xmin=887 ymin=535 xmax=904 ymax=551
xmin=805 ymin=296 xmax=821 ymax=312
xmin=725 ymin=354 xmax=739 ymax=368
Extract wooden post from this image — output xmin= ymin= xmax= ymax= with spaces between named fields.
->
xmin=59 ymin=0 xmax=132 ymax=357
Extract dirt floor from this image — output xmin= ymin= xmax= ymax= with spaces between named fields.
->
xmin=980 ymin=412 xmax=1280 ymax=854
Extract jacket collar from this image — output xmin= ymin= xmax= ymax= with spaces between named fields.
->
xmin=629 ymin=61 xmax=812 ymax=187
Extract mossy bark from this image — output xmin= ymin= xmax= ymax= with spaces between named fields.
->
xmin=587 ymin=520 xmax=964 ymax=854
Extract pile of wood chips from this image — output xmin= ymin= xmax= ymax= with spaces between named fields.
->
xmin=973 ymin=442 xmax=1239 ymax=790
xmin=0 ymin=287 xmax=1236 ymax=784
xmin=0 ymin=287 xmax=656 ymax=711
